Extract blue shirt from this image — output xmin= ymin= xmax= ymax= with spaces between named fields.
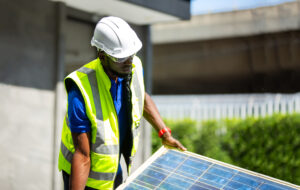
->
xmin=67 ymin=79 xmax=129 ymax=138
xmin=109 ymin=77 xmax=129 ymax=150
xmin=67 ymin=85 xmax=91 ymax=133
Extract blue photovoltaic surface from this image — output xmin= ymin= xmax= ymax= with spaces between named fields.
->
xmin=122 ymin=149 xmax=299 ymax=190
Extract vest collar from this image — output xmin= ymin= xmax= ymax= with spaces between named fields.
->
xmin=96 ymin=57 xmax=136 ymax=91
xmin=96 ymin=58 xmax=112 ymax=91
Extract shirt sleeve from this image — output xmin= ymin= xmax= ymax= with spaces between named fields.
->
xmin=67 ymin=83 xmax=91 ymax=133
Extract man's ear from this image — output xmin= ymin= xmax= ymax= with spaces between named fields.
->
xmin=98 ymin=51 xmax=105 ymax=61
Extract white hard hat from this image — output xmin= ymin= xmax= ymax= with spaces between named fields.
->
xmin=91 ymin=16 xmax=142 ymax=58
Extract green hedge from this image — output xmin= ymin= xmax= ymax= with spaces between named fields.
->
xmin=151 ymin=114 xmax=300 ymax=185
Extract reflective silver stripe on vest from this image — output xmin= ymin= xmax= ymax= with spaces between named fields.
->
xmin=77 ymin=67 xmax=119 ymax=155
xmin=132 ymin=70 xmax=144 ymax=123
xmin=89 ymin=170 xmax=115 ymax=181
xmin=130 ymin=70 xmax=143 ymax=140
xmin=132 ymin=126 xmax=140 ymax=138
xmin=61 ymin=141 xmax=115 ymax=181
xmin=65 ymin=114 xmax=70 ymax=127
xmin=61 ymin=141 xmax=73 ymax=163
xmin=77 ymin=67 xmax=103 ymax=121
xmin=92 ymin=119 xmax=119 ymax=154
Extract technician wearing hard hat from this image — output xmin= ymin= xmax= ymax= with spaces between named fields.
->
xmin=58 ymin=16 xmax=186 ymax=190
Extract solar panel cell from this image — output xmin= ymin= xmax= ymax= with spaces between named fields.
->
xmin=183 ymin=158 xmax=211 ymax=170
xmin=226 ymin=180 xmax=255 ymax=190
xmin=141 ymin=168 xmax=167 ymax=181
xmin=136 ymin=174 xmax=161 ymax=186
xmin=159 ymin=181 xmax=183 ymax=190
xmin=151 ymin=162 xmax=174 ymax=172
xmin=189 ymin=184 xmax=214 ymax=190
xmin=123 ymin=182 xmax=150 ymax=190
xmin=164 ymin=175 xmax=192 ymax=188
xmin=232 ymin=173 xmax=261 ymax=188
xmin=133 ymin=179 xmax=155 ymax=189
xmin=160 ymin=150 xmax=185 ymax=163
xmin=207 ymin=167 xmax=235 ymax=179
xmin=178 ymin=164 xmax=205 ymax=177
xmin=154 ymin=157 xmax=178 ymax=169
xmin=259 ymin=183 xmax=284 ymax=190
xmin=170 ymin=173 xmax=195 ymax=183
xmin=199 ymin=177 xmax=224 ymax=188
xmin=195 ymin=181 xmax=220 ymax=190
xmin=188 ymin=156 xmax=212 ymax=166
xmin=259 ymin=182 xmax=296 ymax=190
xmin=176 ymin=170 xmax=200 ymax=180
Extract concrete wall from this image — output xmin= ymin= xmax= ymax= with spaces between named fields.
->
xmin=64 ymin=18 xmax=95 ymax=75
xmin=0 ymin=0 xmax=166 ymax=189
xmin=152 ymin=1 xmax=300 ymax=44
xmin=0 ymin=0 xmax=59 ymax=189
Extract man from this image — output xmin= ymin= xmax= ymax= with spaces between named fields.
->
xmin=58 ymin=16 xmax=186 ymax=190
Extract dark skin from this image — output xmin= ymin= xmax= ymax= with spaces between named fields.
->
xmin=70 ymin=51 xmax=186 ymax=190
xmin=70 ymin=132 xmax=91 ymax=190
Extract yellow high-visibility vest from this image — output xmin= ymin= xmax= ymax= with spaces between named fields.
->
xmin=58 ymin=57 xmax=145 ymax=189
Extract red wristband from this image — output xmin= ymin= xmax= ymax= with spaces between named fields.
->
xmin=158 ymin=127 xmax=171 ymax=138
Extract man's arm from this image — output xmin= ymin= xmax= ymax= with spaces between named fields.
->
xmin=143 ymin=92 xmax=186 ymax=151
xmin=70 ymin=132 xmax=91 ymax=190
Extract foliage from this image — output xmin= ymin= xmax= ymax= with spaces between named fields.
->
xmin=151 ymin=114 xmax=300 ymax=185
xmin=194 ymin=120 xmax=233 ymax=164
xmin=223 ymin=114 xmax=300 ymax=184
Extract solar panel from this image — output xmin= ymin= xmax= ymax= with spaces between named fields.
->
xmin=117 ymin=147 xmax=299 ymax=190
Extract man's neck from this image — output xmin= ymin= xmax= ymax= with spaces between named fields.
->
xmin=103 ymin=67 xmax=118 ymax=83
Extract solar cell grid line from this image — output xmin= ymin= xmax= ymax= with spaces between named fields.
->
xmin=256 ymin=181 xmax=265 ymax=189
xmin=119 ymin=147 xmax=168 ymax=190
xmin=117 ymin=147 xmax=300 ymax=190
xmin=154 ymin=150 xmax=192 ymax=190
xmin=211 ymin=165 xmax=244 ymax=189
xmin=219 ymin=164 xmax=238 ymax=190
xmin=190 ymin=158 xmax=216 ymax=190
xmin=151 ymin=160 xmax=209 ymax=189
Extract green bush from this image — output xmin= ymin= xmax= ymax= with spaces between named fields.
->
xmin=151 ymin=114 xmax=300 ymax=185
xmin=194 ymin=120 xmax=233 ymax=164
xmin=223 ymin=114 xmax=300 ymax=184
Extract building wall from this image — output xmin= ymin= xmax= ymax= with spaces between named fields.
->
xmin=0 ymin=0 xmax=58 ymax=189
xmin=152 ymin=31 xmax=300 ymax=94
xmin=0 ymin=0 xmax=173 ymax=189
xmin=64 ymin=18 xmax=95 ymax=75
xmin=0 ymin=2 xmax=153 ymax=188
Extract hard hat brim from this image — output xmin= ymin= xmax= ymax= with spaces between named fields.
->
xmin=91 ymin=37 xmax=142 ymax=58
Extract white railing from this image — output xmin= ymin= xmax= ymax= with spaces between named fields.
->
xmin=152 ymin=93 xmax=300 ymax=121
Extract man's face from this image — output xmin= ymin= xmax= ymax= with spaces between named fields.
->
xmin=100 ymin=52 xmax=134 ymax=78
xmin=107 ymin=56 xmax=133 ymax=76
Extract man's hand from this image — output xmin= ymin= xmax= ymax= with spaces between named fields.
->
xmin=143 ymin=93 xmax=187 ymax=151
xmin=161 ymin=132 xmax=187 ymax=151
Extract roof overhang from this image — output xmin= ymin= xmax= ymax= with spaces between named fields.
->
xmin=152 ymin=2 xmax=300 ymax=44
xmin=51 ymin=0 xmax=190 ymax=25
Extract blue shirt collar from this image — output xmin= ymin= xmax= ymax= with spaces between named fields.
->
xmin=110 ymin=77 xmax=124 ymax=86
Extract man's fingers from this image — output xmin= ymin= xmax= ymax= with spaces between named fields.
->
xmin=162 ymin=136 xmax=187 ymax=151
xmin=175 ymin=140 xmax=187 ymax=151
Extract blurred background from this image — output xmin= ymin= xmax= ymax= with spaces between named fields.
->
xmin=0 ymin=0 xmax=299 ymax=189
